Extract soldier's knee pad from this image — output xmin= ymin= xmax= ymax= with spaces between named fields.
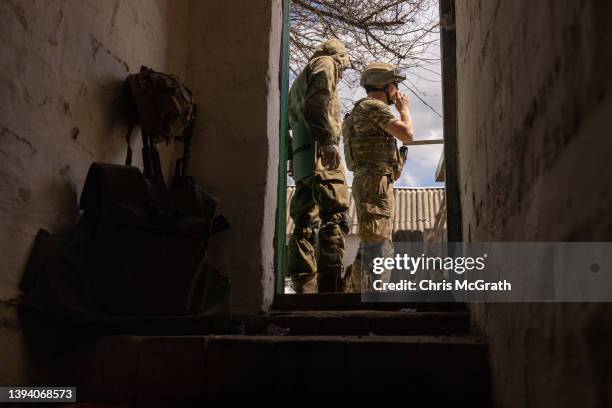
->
xmin=338 ymin=211 xmax=351 ymax=234
xmin=321 ymin=211 xmax=351 ymax=235
xmin=318 ymin=223 xmax=344 ymax=252
xmin=293 ymin=220 xmax=320 ymax=245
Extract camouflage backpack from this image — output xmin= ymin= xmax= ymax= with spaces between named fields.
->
xmin=127 ymin=66 xmax=194 ymax=144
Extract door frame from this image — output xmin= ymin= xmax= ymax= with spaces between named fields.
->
xmin=274 ymin=0 xmax=464 ymax=307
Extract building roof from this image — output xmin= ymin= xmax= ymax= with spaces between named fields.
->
xmin=286 ymin=186 xmax=446 ymax=235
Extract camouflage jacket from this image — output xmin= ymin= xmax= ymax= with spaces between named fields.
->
xmin=288 ymin=56 xmax=342 ymax=146
xmin=348 ymin=97 xmax=400 ymax=176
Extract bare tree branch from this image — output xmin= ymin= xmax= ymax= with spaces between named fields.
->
xmin=290 ymin=0 xmax=441 ymax=96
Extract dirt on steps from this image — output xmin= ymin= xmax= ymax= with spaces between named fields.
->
xmin=233 ymin=309 xmax=471 ymax=336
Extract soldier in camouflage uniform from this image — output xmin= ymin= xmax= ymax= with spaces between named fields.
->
xmin=342 ymin=63 xmax=414 ymax=291
xmin=287 ymin=39 xmax=352 ymax=293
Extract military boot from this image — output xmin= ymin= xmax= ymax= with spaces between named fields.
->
xmin=292 ymin=273 xmax=317 ymax=294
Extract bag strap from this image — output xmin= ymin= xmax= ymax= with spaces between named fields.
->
xmin=141 ymin=130 xmax=166 ymax=187
xmin=124 ymin=123 xmax=134 ymax=166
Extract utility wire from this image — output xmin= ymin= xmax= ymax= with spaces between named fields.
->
xmin=400 ymin=82 xmax=443 ymax=119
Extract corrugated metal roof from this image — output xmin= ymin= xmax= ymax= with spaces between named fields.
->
xmin=286 ymin=186 xmax=446 ymax=235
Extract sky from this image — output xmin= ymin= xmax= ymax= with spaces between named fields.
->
xmin=287 ymin=19 xmax=444 ymax=189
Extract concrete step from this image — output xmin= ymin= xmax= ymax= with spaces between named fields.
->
xmin=273 ymin=292 xmax=468 ymax=310
xmin=75 ymin=334 xmax=491 ymax=406
xmin=234 ymin=310 xmax=471 ymax=336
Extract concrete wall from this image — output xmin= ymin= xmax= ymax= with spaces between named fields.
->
xmin=186 ymin=0 xmax=282 ymax=312
xmin=0 ymin=0 xmax=191 ymax=384
xmin=0 ymin=0 xmax=285 ymax=383
xmin=455 ymin=1 xmax=612 ymax=406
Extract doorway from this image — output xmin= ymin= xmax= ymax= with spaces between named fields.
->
xmin=274 ymin=0 xmax=460 ymax=306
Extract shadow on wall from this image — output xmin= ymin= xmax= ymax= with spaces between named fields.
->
xmin=88 ymin=78 xmax=139 ymax=164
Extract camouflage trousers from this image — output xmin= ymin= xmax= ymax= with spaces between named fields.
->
xmin=287 ymin=159 xmax=350 ymax=293
xmin=350 ymin=172 xmax=395 ymax=292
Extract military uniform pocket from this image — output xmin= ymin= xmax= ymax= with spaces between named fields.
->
xmin=355 ymin=174 xmax=393 ymax=217
xmin=311 ymin=162 xmax=349 ymax=212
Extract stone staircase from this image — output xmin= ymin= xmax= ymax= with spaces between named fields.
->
xmin=66 ymin=307 xmax=491 ymax=406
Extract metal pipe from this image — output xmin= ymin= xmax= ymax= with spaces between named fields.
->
xmin=405 ymin=139 xmax=444 ymax=145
